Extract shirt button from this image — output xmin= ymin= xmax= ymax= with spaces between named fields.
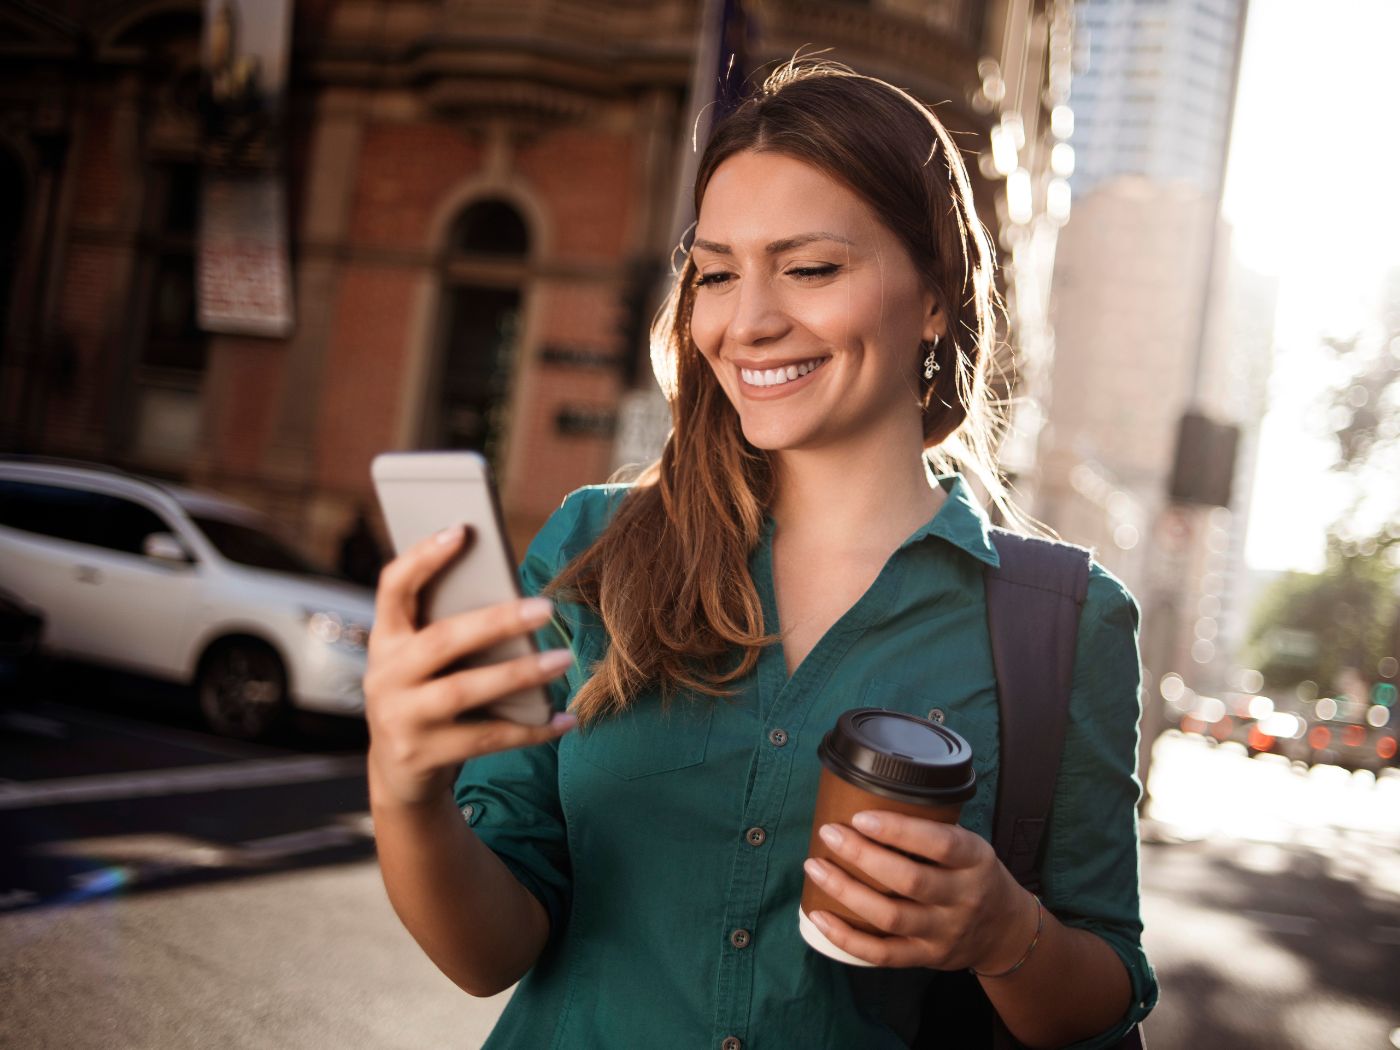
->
xmin=768 ymin=727 xmax=788 ymax=747
xmin=459 ymin=804 xmax=475 ymax=822
xmin=745 ymin=826 xmax=767 ymax=847
xmin=722 ymin=1038 xmax=742 ymax=1050
xmin=730 ymin=928 xmax=751 ymax=949
xmin=927 ymin=708 xmax=945 ymax=725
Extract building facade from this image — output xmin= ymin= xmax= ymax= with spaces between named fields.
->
xmin=1069 ymin=0 xmax=1244 ymax=195
xmin=1 ymin=0 xmax=1071 ymax=565
xmin=1032 ymin=0 xmax=1257 ymax=747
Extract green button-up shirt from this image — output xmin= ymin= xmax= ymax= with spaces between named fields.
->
xmin=454 ymin=475 xmax=1157 ymax=1049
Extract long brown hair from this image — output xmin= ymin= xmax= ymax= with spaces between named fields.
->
xmin=550 ymin=59 xmax=1029 ymax=723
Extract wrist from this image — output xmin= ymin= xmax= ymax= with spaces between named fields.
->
xmin=367 ymin=752 xmax=456 ymax=815
xmin=971 ymin=886 xmax=1042 ymax=979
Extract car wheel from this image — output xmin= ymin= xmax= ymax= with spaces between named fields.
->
xmin=197 ymin=640 xmax=289 ymax=741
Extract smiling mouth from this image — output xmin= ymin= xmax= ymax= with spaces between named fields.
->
xmin=738 ymin=357 xmax=830 ymax=388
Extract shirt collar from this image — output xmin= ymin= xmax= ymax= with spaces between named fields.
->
xmin=899 ymin=473 xmax=1001 ymax=568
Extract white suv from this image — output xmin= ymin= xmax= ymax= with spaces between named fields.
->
xmin=0 ymin=458 xmax=375 ymax=740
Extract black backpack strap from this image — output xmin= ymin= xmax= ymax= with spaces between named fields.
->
xmin=913 ymin=531 xmax=1094 ymax=1050
xmin=984 ymin=529 xmax=1091 ymax=893
xmin=983 ymin=531 xmax=1145 ymax=1050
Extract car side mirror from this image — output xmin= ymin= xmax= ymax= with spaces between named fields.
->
xmin=144 ymin=532 xmax=193 ymax=565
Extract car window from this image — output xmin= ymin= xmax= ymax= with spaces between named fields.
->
xmin=191 ymin=514 xmax=339 ymax=579
xmin=93 ymin=496 xmax=178 ymax=556
xmin=0 ymin=479 xmax=109 ymax=546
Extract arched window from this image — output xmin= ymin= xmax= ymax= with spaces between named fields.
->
xmin=450 ymin=199 xmax=530 ymax=257
xmin=426 ymin=198 xmax=531 ymax=475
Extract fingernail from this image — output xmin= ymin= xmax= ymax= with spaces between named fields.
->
xmin=803 ymin=858 xmax=829 ymax=884
xmin=808 ymin=910 xmax=831 ymax=931
xmin=852 ymin=812 xmax=882 ymax=835
xmin=537 ymin=648 xmax=573 ymax=674
xmin=550 ymin=712 xmax=578 ymax=731
xmin=819 ymin=823 xmax=844 ymax=849
xmin=519 ymin=597 xmax=554 ymax=623
xmin=435 ymin=524 xmax=463 ymax=545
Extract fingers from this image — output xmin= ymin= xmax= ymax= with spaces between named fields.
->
xmin=803 ymin=856 xmax=933 ymax=937
xmin=420 ymin=647 xmax=575 ymax=722
xmin=848 ymin=810 xmax=985 ymax=870
xmin=427 ymin=712 xmax=579 ymax=765
xmin=804 ymin=908 xmax=927 ymax=968
xmin=371 ymin=709 xmax=578 ymax=789
xmin=374 ymin=524 xmax=473 ymax=638
xmin=814 ymin=820 xmax=952 ymax=905
xmin=392 ymin=595 xmax=557 ymax=686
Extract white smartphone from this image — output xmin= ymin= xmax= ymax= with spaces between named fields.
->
xmin=370 ymin=451 xmax=555 ymax=726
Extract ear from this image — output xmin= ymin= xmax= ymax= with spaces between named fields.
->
xmin=921 ymin=291 xmax=948 ymax=345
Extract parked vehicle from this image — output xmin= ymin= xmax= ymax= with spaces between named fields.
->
xmin=0 ymin=584 xmax=45 ymax=692
xmin=0 ymin=458 xmax=374 ymax=740
xmin=1269 ymin=696 xmax=1397 ymax=773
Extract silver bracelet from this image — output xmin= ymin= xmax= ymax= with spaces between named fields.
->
xmin=970 ymin=894 xmax=1043 ymax=979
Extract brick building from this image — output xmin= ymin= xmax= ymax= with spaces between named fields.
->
xmin=0 ymin=0 xmax=1071 ymax=564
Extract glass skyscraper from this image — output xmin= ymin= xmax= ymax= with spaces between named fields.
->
xmin=1070 ymin=0 xmax=1247 ymax=195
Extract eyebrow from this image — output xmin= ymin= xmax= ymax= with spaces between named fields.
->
xmin=691 ymin=232 xmax=855 ymax=255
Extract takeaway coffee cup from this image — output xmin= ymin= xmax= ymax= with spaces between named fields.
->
xmin=799 ymin=707 xmax=976 ymax=966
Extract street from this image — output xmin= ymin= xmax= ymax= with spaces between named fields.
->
xmin=1 ymin=669 xmax=1397 ymax=1049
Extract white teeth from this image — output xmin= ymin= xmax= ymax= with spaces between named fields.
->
xmin=739 ymin=358 xmax=827 ymax=387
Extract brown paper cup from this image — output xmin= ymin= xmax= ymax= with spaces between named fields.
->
xmin=798 ymin=708 xmax=975 ymax=966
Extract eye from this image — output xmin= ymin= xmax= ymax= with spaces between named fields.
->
xmin=787 ymin=264 xmax=841 ymax=280
xmin=694 ymin=271 xmax=734 ymax=289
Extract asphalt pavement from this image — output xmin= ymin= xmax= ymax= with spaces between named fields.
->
xmin=1 ymin=669 xmax=1397 ymax=1049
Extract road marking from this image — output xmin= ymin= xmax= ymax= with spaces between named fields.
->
xmin=1241 ymin=910 xmax=1318 ymax=936
xmin=0 ymin=889 xmax=39 ymax=909
xmin=0 ymin=755 xmax=365 ymax=810
xmin=0 ymin=813 xmax=379 ymax=910
xmin=0 ymin=710 xmax=71 ymax=738
xmin=29 ymin=701 xmax=290 ymax=760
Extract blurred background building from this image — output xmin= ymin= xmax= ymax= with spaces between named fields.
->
xmin=0 ymin=0 xmax=1074 ymax=562
xmin=1029 ymin=0 xmax=1256 ymax=763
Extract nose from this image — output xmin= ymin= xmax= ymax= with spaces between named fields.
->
xmin=727 ymin=275 xmax=790 ymax=347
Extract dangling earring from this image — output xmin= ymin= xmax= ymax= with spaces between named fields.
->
xmin=922 ymin=336 xmax=941 ymax=380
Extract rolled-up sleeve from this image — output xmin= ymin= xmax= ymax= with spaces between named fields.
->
xmin=1042 ymin=567 xmax=1159 ymax=1048
xmin=450 ymin=492 xmax=592 ymax=937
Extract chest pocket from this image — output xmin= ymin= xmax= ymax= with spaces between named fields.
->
xmin=570 ymin=694 xmax=715 ymax=780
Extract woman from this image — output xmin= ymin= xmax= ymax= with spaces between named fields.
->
xmin=366 ymin=61 xmax=1157 ymax=1049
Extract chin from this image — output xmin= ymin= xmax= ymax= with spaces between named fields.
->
xmin=737 ymin=417 xmax=818 ymax=453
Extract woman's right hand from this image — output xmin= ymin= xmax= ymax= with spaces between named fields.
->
xmin=364 ymin=524 xmax=577 ymax=810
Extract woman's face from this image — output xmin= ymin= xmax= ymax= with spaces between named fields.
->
xmin=689 ymin=150 xmax=944 ymax=455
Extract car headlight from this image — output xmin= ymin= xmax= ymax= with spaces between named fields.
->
xmin=303 ymin=608 xmax=372 ymax=653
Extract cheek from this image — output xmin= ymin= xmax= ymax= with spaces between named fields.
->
xmin=805 ymin=280 xmax=891 ymax=351
xmin=689 ymin=299 xmax=722 ymax=359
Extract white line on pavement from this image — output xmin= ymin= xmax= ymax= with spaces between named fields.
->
xmin=0 ymin=754 xmax=366 ymax=810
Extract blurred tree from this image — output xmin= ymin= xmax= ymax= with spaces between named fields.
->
xmin=1248 ymin=267 xmax=1400 ymax=695
xmin=1245 ymin=541 xmax=1397 ymax=694
xmin=1316 ymin=265 xmax=1400 ymax=556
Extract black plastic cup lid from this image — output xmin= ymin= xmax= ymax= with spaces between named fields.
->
xmin=817 ymin=707 xmax=976 ymax=805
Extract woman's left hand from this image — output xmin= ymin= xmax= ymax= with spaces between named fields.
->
xmin=803 ymin=810 xmax=1037 ymax=971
